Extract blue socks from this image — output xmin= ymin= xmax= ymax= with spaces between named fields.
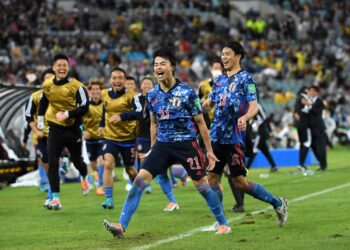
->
xmin=47 ymin=187 xmax=52 ymax=200
xmin=52 ymin=192 xmax=60 ymax=199
xmin=97 ymin=165 xmax=104 ymax=187
xmin=197 ymin=184 xmax=227 ymax=226
xmin=104 ymin=187 xmax=113 ymax=199
xmin=211 ymin=184 xmax=223 ymax=203
xmin=119 ymin=176 xmax=149 ymax=231
xmin=170 ymin=166 xmax=187 ymax=179
xmin=247 ymin=182 xmax=282 ymax=209
xmin=158 ymin=173 xmax=177 ymax=203
xmin=38 ymin=164 xmax=48 ymax=184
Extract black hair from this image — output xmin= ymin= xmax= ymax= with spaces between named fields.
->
xmin=110 ymin=67 xmax=127 ymax=77
xmin=209 ymin=56 xmax=223 ymax=69
xmin=40 ymin=68 xmax=55 ymax=82
xmin=140 ymin=76 xmax=155 ymax=85
xmin=52 ymin=53 xmax=69 ymax=64
xmin=297 ymin=86 xmax=309 ymax=95
xmin=126 ymin=75 xmax=136 ymax=82
xmin=309 ymin=85 xmax=320 ymax=92
xmin=153 ymin=46 xmax=177 ymax=67
xmin=224 ymin=41 xmax=245 ymax=62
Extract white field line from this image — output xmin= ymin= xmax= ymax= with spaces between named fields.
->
xmin=131 ymin=182 xmax=350 ymax=250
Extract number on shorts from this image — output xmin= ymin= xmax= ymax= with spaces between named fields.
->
xmin=187 ymin=156 xmax=201 ymax=170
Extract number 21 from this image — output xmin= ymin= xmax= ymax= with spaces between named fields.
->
xmin=187 ymin=156 xmax=201 ymax=170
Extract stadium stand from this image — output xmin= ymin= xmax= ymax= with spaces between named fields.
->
xmin=0 ymin=0 xmax=349 ymax=184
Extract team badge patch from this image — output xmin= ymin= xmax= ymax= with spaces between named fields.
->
xmin=248 ymin=84 xmax=256 ymax=94
xmin=194 ymin=98 xmax=201 ymax=111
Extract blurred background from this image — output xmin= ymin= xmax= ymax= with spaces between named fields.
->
xmin=1 ymin=0 xmax=349 ymax=185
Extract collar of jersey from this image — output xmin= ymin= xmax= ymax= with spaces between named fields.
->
xmin=90 ymin=98 xmax=102 ymax=105
xmin=109 ymin=87 xmax=126 ymax=99
xmin=159 ymin=79 xmax=180 ymax=93
xmin=225 ymin=69 xmax=243 ymax=78
xmin=53 ymin=76 xmax=71 ymax=85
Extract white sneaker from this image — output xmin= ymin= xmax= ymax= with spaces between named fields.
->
xmin=215 ymin=225 xmax=232 ymax=235
xmin=145 ymin=186 xmax=153 ymax=194
xmin=275 ymin=197 xmax=288 ymax=227
xmin=47 ymin=198 xmax=62 ymax=210
xmin=163 ymin=202 xmax=179 ymax=212
xmin=43 ymin=198 xmax=51 ymax=208
xmin=201 ymin=221 xmax=219 ymax=232
xmin=125 ymin=183 xmax=132 ymax=192
xmin=122 ymin=169 xmax=129 ymax=181
xmin=297 ymin=165 xmax=307 ymax=173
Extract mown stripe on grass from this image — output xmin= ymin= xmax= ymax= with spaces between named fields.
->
xmin=132 ymin=182 xmax=350 ymax=250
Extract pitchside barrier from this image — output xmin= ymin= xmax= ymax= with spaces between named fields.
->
xmin=250 ymin=148 xmax=318 ymax=168
xmin=0 ymin=84 xmax=37 ymax=186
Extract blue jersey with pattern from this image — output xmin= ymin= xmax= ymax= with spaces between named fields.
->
xmin=209 ymin=70 xmax=257 ymax=145
xmin=146 ymin=80 xmax=202 ymax=142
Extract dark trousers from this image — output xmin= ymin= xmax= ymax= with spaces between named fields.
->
xmin=246 ymin=134 xmax=276 ymax=169
xmin=311 ymin=130 xmax=327 ymax=169
xmin=297 ymin=127 xmax=311 ymax=167
xmin=47 ymin=125 xmax=87 ymax=193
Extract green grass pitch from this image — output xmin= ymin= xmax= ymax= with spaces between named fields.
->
xmin=0 ymin=146 xmax=349 ymax=249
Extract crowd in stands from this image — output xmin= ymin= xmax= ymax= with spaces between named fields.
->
xmin=0 ymin=0 xmax=349 ymax=145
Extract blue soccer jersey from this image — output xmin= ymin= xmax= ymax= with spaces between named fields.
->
xmin=146 ymin=80 xmax=202 ymax=142
xmin=209 ymin=70 xmax=257 ymax=145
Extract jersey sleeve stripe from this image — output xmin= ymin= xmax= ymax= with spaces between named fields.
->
xmin=134 ymin=94 xmax=142 ymax=112
xmin=25 ymin=96 xmax=33 ymax=118
xmin=78 ymin=86 xmax=87 ymax=106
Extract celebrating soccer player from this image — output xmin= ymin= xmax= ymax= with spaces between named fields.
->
xmin=203 ymin=41 xmax=288 ymax=227
xmin=37 ymin=54 xmax=90 ymax=210
xmin=103 ymin=46 xmax=231 ymax=238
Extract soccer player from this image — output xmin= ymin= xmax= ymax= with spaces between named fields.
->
xmin=125 ymin=75 xmax=138 ymax=92
xmin=229 ymin=103 xmax=277 ymax=213
xmin=37 ymin=54 xmax=90 ymax=210
xmin=103 ymin=47 xmax=231 ymax=238
xmin=203 ymin=41 xmax=288 ymax=227
xmin=82 ymin=79 xmax=105 ymax=195
xmin=198 ymin=57 xmax=224 ymax=128
xmin=135 ymin=76 xmax=180 ymax=211
xmin=169 ymin=164 xmax=188 ymax=188
xmin=99 ymin=67 xmax=140 ymax=209
xmin=24 ymin=68 xmax=54 ymax=206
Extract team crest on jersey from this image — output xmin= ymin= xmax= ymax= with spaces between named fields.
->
xmin=229 ymin=82 xmax=237 ymax=92
xmin=171 ymin=97 xmax=181 ymax=108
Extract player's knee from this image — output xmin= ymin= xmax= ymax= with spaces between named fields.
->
xmin=234 ymin=180 xmax=249 ymax=190
xmin=104 ymin=160 xmax=114 ymax=171
xmin=89 ymin=161 xmax=97 ymax=170
xmin=157 ymin=173 xmax=168 ymax=182
xmin=207 ymin=173 xmax=219 ymax=187
xmin=124 ymin=167 xmax=137 ymax=181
